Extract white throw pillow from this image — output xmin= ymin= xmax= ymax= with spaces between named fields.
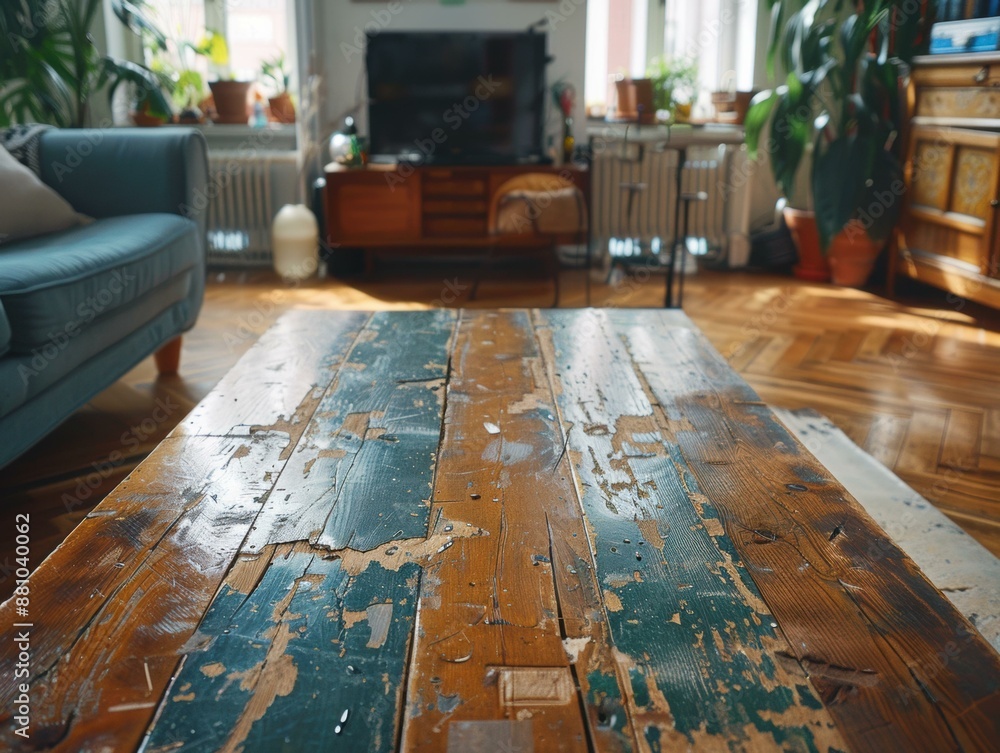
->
xmin=0 ymin=144 xmax=83 ymax=244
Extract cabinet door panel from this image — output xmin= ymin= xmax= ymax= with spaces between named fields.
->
xmin=326 ymin=173 xmax=421 ymax=244
xmin=904 ymin=126 xmax=1000 ymax=275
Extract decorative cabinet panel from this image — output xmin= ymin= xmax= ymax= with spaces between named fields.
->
xmin=894 ymin=53 xmax=1000 ymax=307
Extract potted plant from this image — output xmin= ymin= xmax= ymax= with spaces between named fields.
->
xmin=0 ymin=0 xmax=172 ymax=127
xmin=262 ymin=53 xmax=295 ymax=124
xmin=744 ymin=0 xmax=933 ymax=286
xmin=646 ymin=56 xmax=698 ymax=124
xmin=183 ymin=31 xmax=252 ymax=125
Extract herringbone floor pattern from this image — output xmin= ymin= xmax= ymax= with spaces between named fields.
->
xmin=1 ymin=262 xmax=998 ymax=602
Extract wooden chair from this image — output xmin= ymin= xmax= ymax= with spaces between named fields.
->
xmin=470 ymin=173 xmax=589 ymax=306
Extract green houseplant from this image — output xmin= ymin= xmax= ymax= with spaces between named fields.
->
xmin=262 ymin=52 xmax=295 ymax=123
xmin=744 ymin=0 xmax=933 ymax=285
xmin=0 ymin=0 xmax=172 ymax=127
xmin=646 ymin=56 xmax=698 ymax=123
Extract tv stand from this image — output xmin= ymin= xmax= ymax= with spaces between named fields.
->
xmin=323 ymin=163 xmax=588 ymax=274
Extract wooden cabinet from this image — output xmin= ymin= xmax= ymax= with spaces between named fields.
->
xmin=894 ymin=53 xmax=1000 ymax=307
xmin=323 ymin=163 xmax=589 ymax=267
xmin=324 ymin=167 xmax=421 ymax=245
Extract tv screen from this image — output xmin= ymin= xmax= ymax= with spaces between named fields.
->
xmin=366 ymin=31 xmax=547 ymax=165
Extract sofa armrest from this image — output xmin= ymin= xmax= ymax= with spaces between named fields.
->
xmin=37 ymin=127 xmax=210 ymax=237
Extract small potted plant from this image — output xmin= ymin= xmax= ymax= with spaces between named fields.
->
xmin=262 ymin=53 xmax=295 ymax=124
xmin=744 ymin=0 xmax=934 ymax=286
xmin=646 ymin=56 xmax=698 ymax=123
xmin=193 ymin=31 xmax=253 ymax=125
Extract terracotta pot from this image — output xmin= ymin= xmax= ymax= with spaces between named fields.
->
xmin=827 ymin=220 xmax=884 ymax=287
xmin=131 ymin=111 xmax=166 ymax=127
xmin=782 ymin=207 xmax=830 ymax=282
xmin=614 ymin=78 xmax=655 ymax=124
xmin=268 ymin=92 xmax=296 ymax=124
xmin=711 ymin=91 xmax=755 ymax=124
xmin=209 ymin=80 xmax=253 ymax=124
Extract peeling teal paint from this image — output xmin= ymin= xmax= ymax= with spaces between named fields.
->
xmin=539 ymin=310 xmax=835 ymax=751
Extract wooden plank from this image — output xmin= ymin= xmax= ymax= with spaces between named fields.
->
xmin=981 ymin=409 xmax=1000 ymax=469
xmin=830 ymin=329 xmax=867 ymax=362
xmin=895 ymin=409 xmax=948 ymax=474
xmin=940 ymin=409 xmax=983 ymax=471
xmin=597 ymin=308 xmax=1000 ymax=752
xmin=0 ymin=311 xmax=370 ymax=752
xmin=401 ymin=310 xmax=635 ymax=752
xmin=535 ymin=309 xmax=845 ymax=751
xmin=243 ymin=310 xmax=457 ymax=553
xmin=142 ymin=310 xmax=457 ymax=753
xmin=776 ymin=407 xmax=1000 ymax=653
xmin=141 ymin=544 xmax=424 ymax=753
xmin=862 ymin=413 xmax=910 ymax=469
xmin=743 ymin=334 xmax=796 ymax=375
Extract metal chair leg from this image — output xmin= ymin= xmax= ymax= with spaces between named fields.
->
xmin=551 ymin=242 xmax=561 ymax=308
xmin=677 ymin=200 xmax=690 ymax=308
xmin=470 ymin=243 xmax=498 ymax=302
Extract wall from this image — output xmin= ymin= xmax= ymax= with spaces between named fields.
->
xmin=313 ymin=0 xmax=588 ymax=148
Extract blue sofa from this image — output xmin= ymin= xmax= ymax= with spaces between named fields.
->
xmin=0 ymin=128 xmax=208 ymax=468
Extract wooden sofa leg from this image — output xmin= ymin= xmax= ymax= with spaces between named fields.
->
xmin=155 ymin=337 xmax=182 ymax=375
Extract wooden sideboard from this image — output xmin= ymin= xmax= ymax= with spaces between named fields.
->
xmin=893 ymin=53 xmax=1000 ymax=308
xmin=323 ymin=163 xmax=588 ymax=272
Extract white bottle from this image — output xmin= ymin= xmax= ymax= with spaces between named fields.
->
xmin=271 ymin=204 xmax=319 ymax=281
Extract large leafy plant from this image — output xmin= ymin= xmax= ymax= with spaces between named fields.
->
xmin=0 ymin=0 xmax=172 ymax=127
xmin=744 ymin=0 xmax=933 ymax=249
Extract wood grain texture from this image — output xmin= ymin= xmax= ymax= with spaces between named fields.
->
xmin=6 ymin=268 xmax=1000 ymax=604
xmin=0 ymin=311 xmax=370 ymax=752
xmin=592 ymin=308 xmax=1000 ymax=752
xmin=401 ymin=310 xmax=635 ymax=752
xmin=5 ymin=284 xmax=997 ymax=750
xmin=537 ymin=309 xmax=845 ymax=751
xmin=243 ymin=310 xmax=457 ymax=553
xmin=142 ymin=310 xmax=458 ymax=753
xmin=775 ymin=408 xmax=1000 ymax=653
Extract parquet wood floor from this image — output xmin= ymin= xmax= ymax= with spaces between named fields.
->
xmin=1 ymin=261 xmax=998 ymax=604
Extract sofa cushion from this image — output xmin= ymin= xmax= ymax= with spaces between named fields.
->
xmin=0 ymin=271 xmax=193 ymax=418
xmin=0 ymin=300 xmax=10 ymax=358
xmin=0 ymin=144 xmax=84 ymax=244
xmin=0 ymin=214 xmax=200 ymax=353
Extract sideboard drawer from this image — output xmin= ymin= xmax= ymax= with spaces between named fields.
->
xmin=915 ymin=87 xmax=1000 ymax=119
xmin=912 ymin=57 xmax=1000 ymax=122
xmin=912 ymin=59 xmax=1000 ymax=88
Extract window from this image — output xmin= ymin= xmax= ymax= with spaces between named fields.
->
xmin=142 ymin=0 xmax=295 ymax=92
xmin=585 ymin=0 xmax=759 ymax=116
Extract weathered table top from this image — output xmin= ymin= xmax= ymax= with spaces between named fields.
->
xmin=1 ymin=309 xmax=998 ymax=752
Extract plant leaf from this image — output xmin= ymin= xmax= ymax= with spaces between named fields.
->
xmin=812 ymin=135 xmax=874 ymax=250
xmin=744 ymin=90 xmax=779 ymax=158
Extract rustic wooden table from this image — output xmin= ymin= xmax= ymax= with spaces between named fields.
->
xmin=1 ymin=309 xmax=998 ymax=753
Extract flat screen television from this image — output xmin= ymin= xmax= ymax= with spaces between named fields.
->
xmin=366 ymin=31 xmax=548 ymax=165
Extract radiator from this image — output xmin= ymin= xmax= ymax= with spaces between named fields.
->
xmin=205 ymin=152 xmax=299 ymax=266
xmin=591 ymin=143 xmax=749 ymax=266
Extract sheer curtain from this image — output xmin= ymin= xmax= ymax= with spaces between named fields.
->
xmin=663 ymin=0 xmax=758 ymax=110
xmin=585 ymin=0 xmax=759 ymax=113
